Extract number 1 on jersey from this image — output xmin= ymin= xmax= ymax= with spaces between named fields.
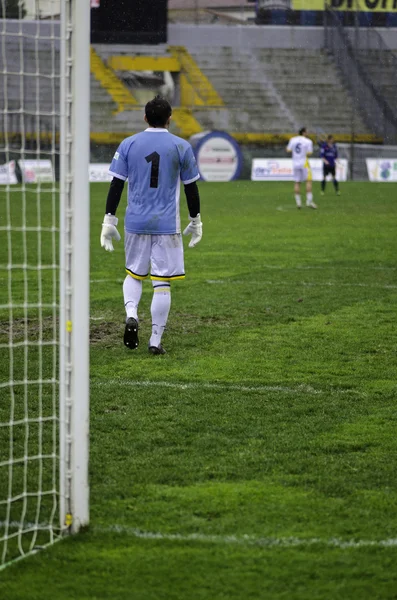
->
xmin=145 ymin=152 xmax=160 ymax=188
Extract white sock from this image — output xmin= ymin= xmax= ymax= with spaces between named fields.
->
xmin=149 ymin=282 xmax=171 ymax=348
xmin=123 ymin=276 xmax=142 ymax=321
xmin=306 ymin=192 xmax=313 ymax=205
xmin=295 ymin=194 xmax=301 ymax=207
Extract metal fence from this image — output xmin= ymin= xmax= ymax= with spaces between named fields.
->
xmin=324 ymin=9 xmax=397 ymax=145
xmin=337 ymin=143 xmax=397 ymax=180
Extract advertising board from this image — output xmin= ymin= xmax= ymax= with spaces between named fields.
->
xmin=190 ymin=132 xmax=243 ymax=182
xmin=0 ymin=161 xmax=18 ymax=185
xmin=366 ymin=158 xmax=397 ymax=181
xmin=251 ymin=158 xmax=348 ymax=181
xmin=19 ymin=160 xmax=55 ymax=183
xmin=89 ymin=164 xmax=113 ymax=182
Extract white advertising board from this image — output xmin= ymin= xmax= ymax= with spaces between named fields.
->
xmin=251 ymin=158 xmax=348 ymax=182
xmin=0 ymin=161 xmax=18 ymax=185
xmin=89 ymin=164 xmax=113 ymax=182
xmin=19 ymin=159 xmax=55 ymax=183
xmin=366 ymin=159 xmax=397 ymax=182
xmin=190 ymin=132 xmax=243 ymax=182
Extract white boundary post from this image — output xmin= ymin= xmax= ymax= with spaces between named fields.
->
xmin=60 ymin=0 xmax=90 ymax=534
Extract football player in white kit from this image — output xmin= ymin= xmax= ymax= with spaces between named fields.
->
xmin=286 ymin=127 xmax=317 ymax=209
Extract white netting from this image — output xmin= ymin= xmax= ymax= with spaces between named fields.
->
xmin=0 ymin=1 xmax=65 ymax=568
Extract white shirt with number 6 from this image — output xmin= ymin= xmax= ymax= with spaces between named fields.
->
xmin=287 ymin=135 xmax=313 ymax=168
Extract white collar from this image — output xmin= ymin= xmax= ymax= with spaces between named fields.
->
xmin=144 ymin=127 xmax=169 ymax=133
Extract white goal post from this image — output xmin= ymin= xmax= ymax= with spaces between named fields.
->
xmin=0 ymin=0 xmax=90 ymax=568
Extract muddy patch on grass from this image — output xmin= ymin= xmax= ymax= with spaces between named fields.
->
xmin=90 ymin=321 xmax=122 ymax=347
xmin=0 ymin=316 xmax=57 ymax=343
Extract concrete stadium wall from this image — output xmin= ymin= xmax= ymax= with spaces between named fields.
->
xmin=168 ymin=24 xmax=397 ymax=50
xmin=1 ymin=19 xmax=397 ymax=51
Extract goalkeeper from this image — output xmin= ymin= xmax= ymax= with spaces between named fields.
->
xmin=100 ymin=95 xmax=202 ymax=355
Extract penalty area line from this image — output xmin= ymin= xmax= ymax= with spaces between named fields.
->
xmin=97 ymin=525 xmax=397 ymax=550
xmin=91 ymin=379 xmax=365 ymax=397
xmin=1 ymin=522 xmax=396 ymax=550
xmin=90 ymin=278 xmax=397 ymax=290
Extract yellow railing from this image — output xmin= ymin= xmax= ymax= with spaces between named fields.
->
xmin=108 ymin=55 xmax=180 ymax=72
xmin=172 ymin=107 xmax=202 ymax=138
xmin=88 ymin=131 xmax=382 ymax=145
xmin=169 ymin=46 xmax=224 ymax=107
xmin=90 ymin=47 xmax=138 ymax=114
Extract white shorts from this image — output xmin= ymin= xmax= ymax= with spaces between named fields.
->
xmin=125 ymin=232 xmax=185 ymax=282
xmin=293 ymin=166 xmax=309 ymax=183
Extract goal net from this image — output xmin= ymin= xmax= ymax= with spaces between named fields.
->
xmin=0 ymin=0 xmax=90 ymax=569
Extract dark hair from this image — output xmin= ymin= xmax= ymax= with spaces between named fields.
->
xmin=299 ymin=127 xmax=306 ymax=136
xmin=327 ymin=135 xmax=334 ymax=141
xmin=145 ymin=95 xmax=172 ymax=127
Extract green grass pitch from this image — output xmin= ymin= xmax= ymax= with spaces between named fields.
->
xmin=1 ymin=181 xmax=397 ymax=599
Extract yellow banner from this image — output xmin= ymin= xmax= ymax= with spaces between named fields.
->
xmin=292 ymin=0 xmax=397 ymax=10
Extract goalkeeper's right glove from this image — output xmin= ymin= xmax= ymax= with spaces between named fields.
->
xmin=100 ymin=214 xmax=121 ymax=252
xmin=183 ymin=214 xmax=202 ymax=248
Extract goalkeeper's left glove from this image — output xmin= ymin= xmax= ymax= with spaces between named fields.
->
xmin=183 ymin=214 xmax=202 ymax=248
xmin=100 ymin=214 xmax=121 ymax=252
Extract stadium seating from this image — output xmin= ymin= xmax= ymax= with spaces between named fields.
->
xmin=0 ymin=36 xmax=376 ymax=141
xmin=189 ymin=46 xmax=295 ymax=133
xmin=356 ymin=49 xmax=397 ymax=113
xmin=0 ymin=36 xmax=60 ymax=118
xmin=191 ymin=46 xmax=371 ymax=136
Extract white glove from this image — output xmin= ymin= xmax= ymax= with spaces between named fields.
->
xmin=183 ymin=214 xmax=202 ymax=248
xmin=100 ymin=214 xmax=121 ymax=252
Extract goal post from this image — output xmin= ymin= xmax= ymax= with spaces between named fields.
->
xmin=59 ymin=0 xmax=90 ymax=536
xmin=0 ymin=0 xmax=90 ymax=568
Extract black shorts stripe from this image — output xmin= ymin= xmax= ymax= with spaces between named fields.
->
xmin=125 ymin=267 xmax=149 ymax=280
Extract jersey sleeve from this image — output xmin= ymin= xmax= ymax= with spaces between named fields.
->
xmin=180 ymin=144 xmax=200 ymax=185
xmin=320 ymin=145 xmax=325 ymax=157
xmin=287 ymin=139 xmax=293 ymax=151
xmin=109 ymin=140 xmax=128 ymax=181
xmin=307 ymin=140 xmax=313 ymax=154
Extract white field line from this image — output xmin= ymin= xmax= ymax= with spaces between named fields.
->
xmin=90 ymin=278 xmax=397 ymax=290
xmin=206 ymin=280 xmax=397 ymax=290
xmin=260 ymin=265 xmax=397 ymax=272
xmin=90 ymin=379 xmax=365 ymax=397
xmin=100 ymin=526 xmax=397 ymax=550
xmin=2 ymin=521 xmax=397 ymax=550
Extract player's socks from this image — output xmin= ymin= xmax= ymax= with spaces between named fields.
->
xmin=321 ymin=180 xmax=326 ymax=192
xmin=333 ymin=179 xmax=339 ymax=193
xmin=123 ymin=275 xmax=142 ymax=321
xmin=295 ymin=194 xmax=302 ymax=208
xmin=306 ymin=192 xmax=317 ymax=209
xmin=149 ymin=282 xmax=171 ymax=349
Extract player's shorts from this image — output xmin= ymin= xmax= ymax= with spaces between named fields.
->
xmin=323 ymin=164 xmax=336 ymax=178
xmin=124 ymin=232 xmax=185 ymax=281
xmin=293 ymin=166 xmax=309 ymax=183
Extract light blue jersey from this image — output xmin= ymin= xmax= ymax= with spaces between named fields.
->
xmin=109 ymin=128 xmax=200 ymax=235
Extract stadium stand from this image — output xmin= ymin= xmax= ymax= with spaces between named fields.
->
xmin=90 ymin=47 xmax=138 ymax=113
xmin=191 ymin=46 xmax=371 ymax=136
xmin=0 ymin=35 xmax=60 ymax=117
xmin=0 ymin=34 xmax=377 ymax=143
xmin=254 ymin=48 xmax=370 ymax=135
xmin=356 ymin=49 xmax=397 ymax=112
xmin=188 ymin=46 xmax=297 ymax=134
